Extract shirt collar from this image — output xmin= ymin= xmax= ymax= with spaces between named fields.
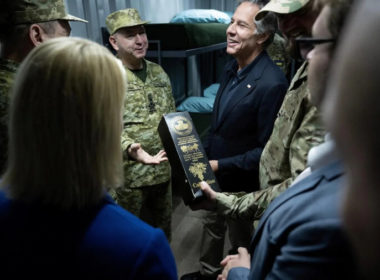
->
xmin=227 ymin=51 xmax=266 ymax=81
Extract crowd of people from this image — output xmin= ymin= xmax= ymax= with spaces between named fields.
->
xmin=0 ymin=0 xmax=379 ymax=279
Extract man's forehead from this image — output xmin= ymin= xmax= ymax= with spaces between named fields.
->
xmin=119 ymin=25 xmax=145 ymax=33
xmin=232 ymin=3 xmax=258 ymax=22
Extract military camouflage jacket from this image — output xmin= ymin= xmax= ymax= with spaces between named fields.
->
xmin=0 ymin=58 xmax=19 ymax=174
xmin=215 ymin=61 xmax=326 ymax=221
xmin=122 ymin=59 xmax=176 ymax=188
xmin=267 ymin=33 xmax=290 ymax=76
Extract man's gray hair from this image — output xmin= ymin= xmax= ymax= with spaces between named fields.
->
xmin=238 ymin=0 xmax=278 ymax=48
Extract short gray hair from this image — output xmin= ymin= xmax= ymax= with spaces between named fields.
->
xmin=238 ymin=0 xmax=278 ymax=48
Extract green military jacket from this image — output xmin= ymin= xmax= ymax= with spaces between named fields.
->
xmin=267 ymin=33 xmax=290 ymax=76
xmin=0 ymin=58 xmax=19 ymax=174
xmin=214 ymin=61 xmax=326 ymax=220
xmin=122 ymin=59 xmax=176 ymax=188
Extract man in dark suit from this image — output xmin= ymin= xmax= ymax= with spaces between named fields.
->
xmin=181 ymin=1 xmax=288 ymax=279
xmin=212 ymin=0 xmax=359 ymax=279
xmin=235 ymin=160 xmax=357 ymax=279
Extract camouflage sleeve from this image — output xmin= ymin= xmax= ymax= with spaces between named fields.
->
xmin=288 ymin=105 xmax=325 ymax=182
xmin=215 ymin=192 xmax=262 ymax=221
xmin=215 ymin=106 xmax=325 ymax=221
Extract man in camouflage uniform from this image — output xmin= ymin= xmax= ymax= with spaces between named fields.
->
xmin=106 ymin=9 xmax=176 ymax=241
xmin=192 ymin=0 xmax=325 ymax=236
xmin=0 ymin=0 xmax=86 ymax=175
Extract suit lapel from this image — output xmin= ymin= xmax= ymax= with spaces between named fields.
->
xmin=250 ymin=160 xmax=344 ymax=250
xmin=216 ymin=81 xmax=257 ymax=128
xmin=215 ymin=52 xmax=269 ymax=130
xmin=212 ymin=76 xmax=230 ymax=128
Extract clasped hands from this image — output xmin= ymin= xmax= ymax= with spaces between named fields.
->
xmin=217 ymin=247 xmax=251 ymax=280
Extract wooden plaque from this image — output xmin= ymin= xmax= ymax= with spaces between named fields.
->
xmin=158 ymin=112 xmax=220 ymax=205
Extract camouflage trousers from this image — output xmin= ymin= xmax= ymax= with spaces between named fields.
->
xmin=112 ymin=181 xmax=172 ymax=241
xmin=200 ymin=211 xmax=253 ymax=277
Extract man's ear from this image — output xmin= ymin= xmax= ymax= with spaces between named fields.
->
xmin=256 ymin=32 xmax=271 ymax=46
xmin=109 ymin=35 xmax=119 ymax=51
xmin=29 ymin=24 xmax=45 ymax=46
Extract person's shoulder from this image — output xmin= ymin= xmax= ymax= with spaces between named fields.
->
xmin=268 ymin=166 xmax=344 ymax=229
xmin=82 ymin=200 xmax=170 ymax=258
xmin=261 ymin=52 xmax=288 ymax=82
xmin=145 ymin=59 xmax=171 ymax=80
xmin=78 ymin=200 xmax=176 ymax=278
xmin=96 ymin=201 xmax=161 ymax=238
xmin=0 ymin=189 xmax=9 ymax=209
xmin=145 ymin=59 xmax=165 ymax=72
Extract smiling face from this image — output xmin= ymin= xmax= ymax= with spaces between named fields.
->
xmin=226 ymin=2 xmax=262 ymax=67
xmin=109 ymin=25 xmax=148 ymax=68
xmin=277 ymin=1 xmax=319 ymax=58
xmin=307 ymin=5 xmax=333 ymax=107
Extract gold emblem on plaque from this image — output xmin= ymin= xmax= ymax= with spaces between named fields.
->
xmin=189 ymin=162 xmax=207 ymax=181
xmin=180 ymin=143 xmax=199 ymax=153
xmin=171 ymin=116 xmax=193 ymax=136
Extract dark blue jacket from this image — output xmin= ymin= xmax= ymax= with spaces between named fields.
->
xmin=228 ymin=161 xmax=359 ymax=280
xmin=0 ymin=192 xmax=177 ymax=279
xmin=205 ymin=51 xmax=288 ymax=192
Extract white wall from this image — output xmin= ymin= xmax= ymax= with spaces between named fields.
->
xmin=65 ymin=0 xmax=237 ymax=43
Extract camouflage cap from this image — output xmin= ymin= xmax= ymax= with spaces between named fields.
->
xmin=7 ymin=0 xmax=87 ymax=24
xmin=256 ymin=0 xmax=311 ymax=20
xmin=106 ymin=8 xmax=149 ymax=35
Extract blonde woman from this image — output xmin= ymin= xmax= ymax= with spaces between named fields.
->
xmin=0 ymin=37 xmax=177 ymax=279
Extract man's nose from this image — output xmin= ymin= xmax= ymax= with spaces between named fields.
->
xmin=135 ymin=34 xmax=143 ymax=43
xmin=226 ymin=23 xmax=236 ymax=36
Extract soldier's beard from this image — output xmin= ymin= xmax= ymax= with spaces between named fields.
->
xmin=285 ymin=37 xmax=298 ymax=59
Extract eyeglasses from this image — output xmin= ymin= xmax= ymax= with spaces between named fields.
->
xmin=295 ymin=37 xmax=336 ymax=60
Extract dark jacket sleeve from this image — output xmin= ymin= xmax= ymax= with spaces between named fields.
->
xmin=227 ymin=267 xmax=250 ymax=280
xmin=263 ymin=220 xmax=356 ymax=280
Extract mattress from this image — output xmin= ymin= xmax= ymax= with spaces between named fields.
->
xmin=145 ymin=23 xmax=228 ymax=50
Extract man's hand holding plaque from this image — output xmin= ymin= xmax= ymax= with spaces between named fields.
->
xmin=189 ymin=181 xmax=217 ymax=211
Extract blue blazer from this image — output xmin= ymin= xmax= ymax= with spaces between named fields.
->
xmin=0 ymin=192 xmax=177 ymax=279
xmin=205 ymin=51 xmax=288 ymax=192
xmin=228 ymin=161 xmax=359 ymax=280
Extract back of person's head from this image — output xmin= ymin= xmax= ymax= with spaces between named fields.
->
xmin=323 ymin=0 xmax=380 ymax=278
xmin=1 ymin=37 xmax=125 ymax=210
